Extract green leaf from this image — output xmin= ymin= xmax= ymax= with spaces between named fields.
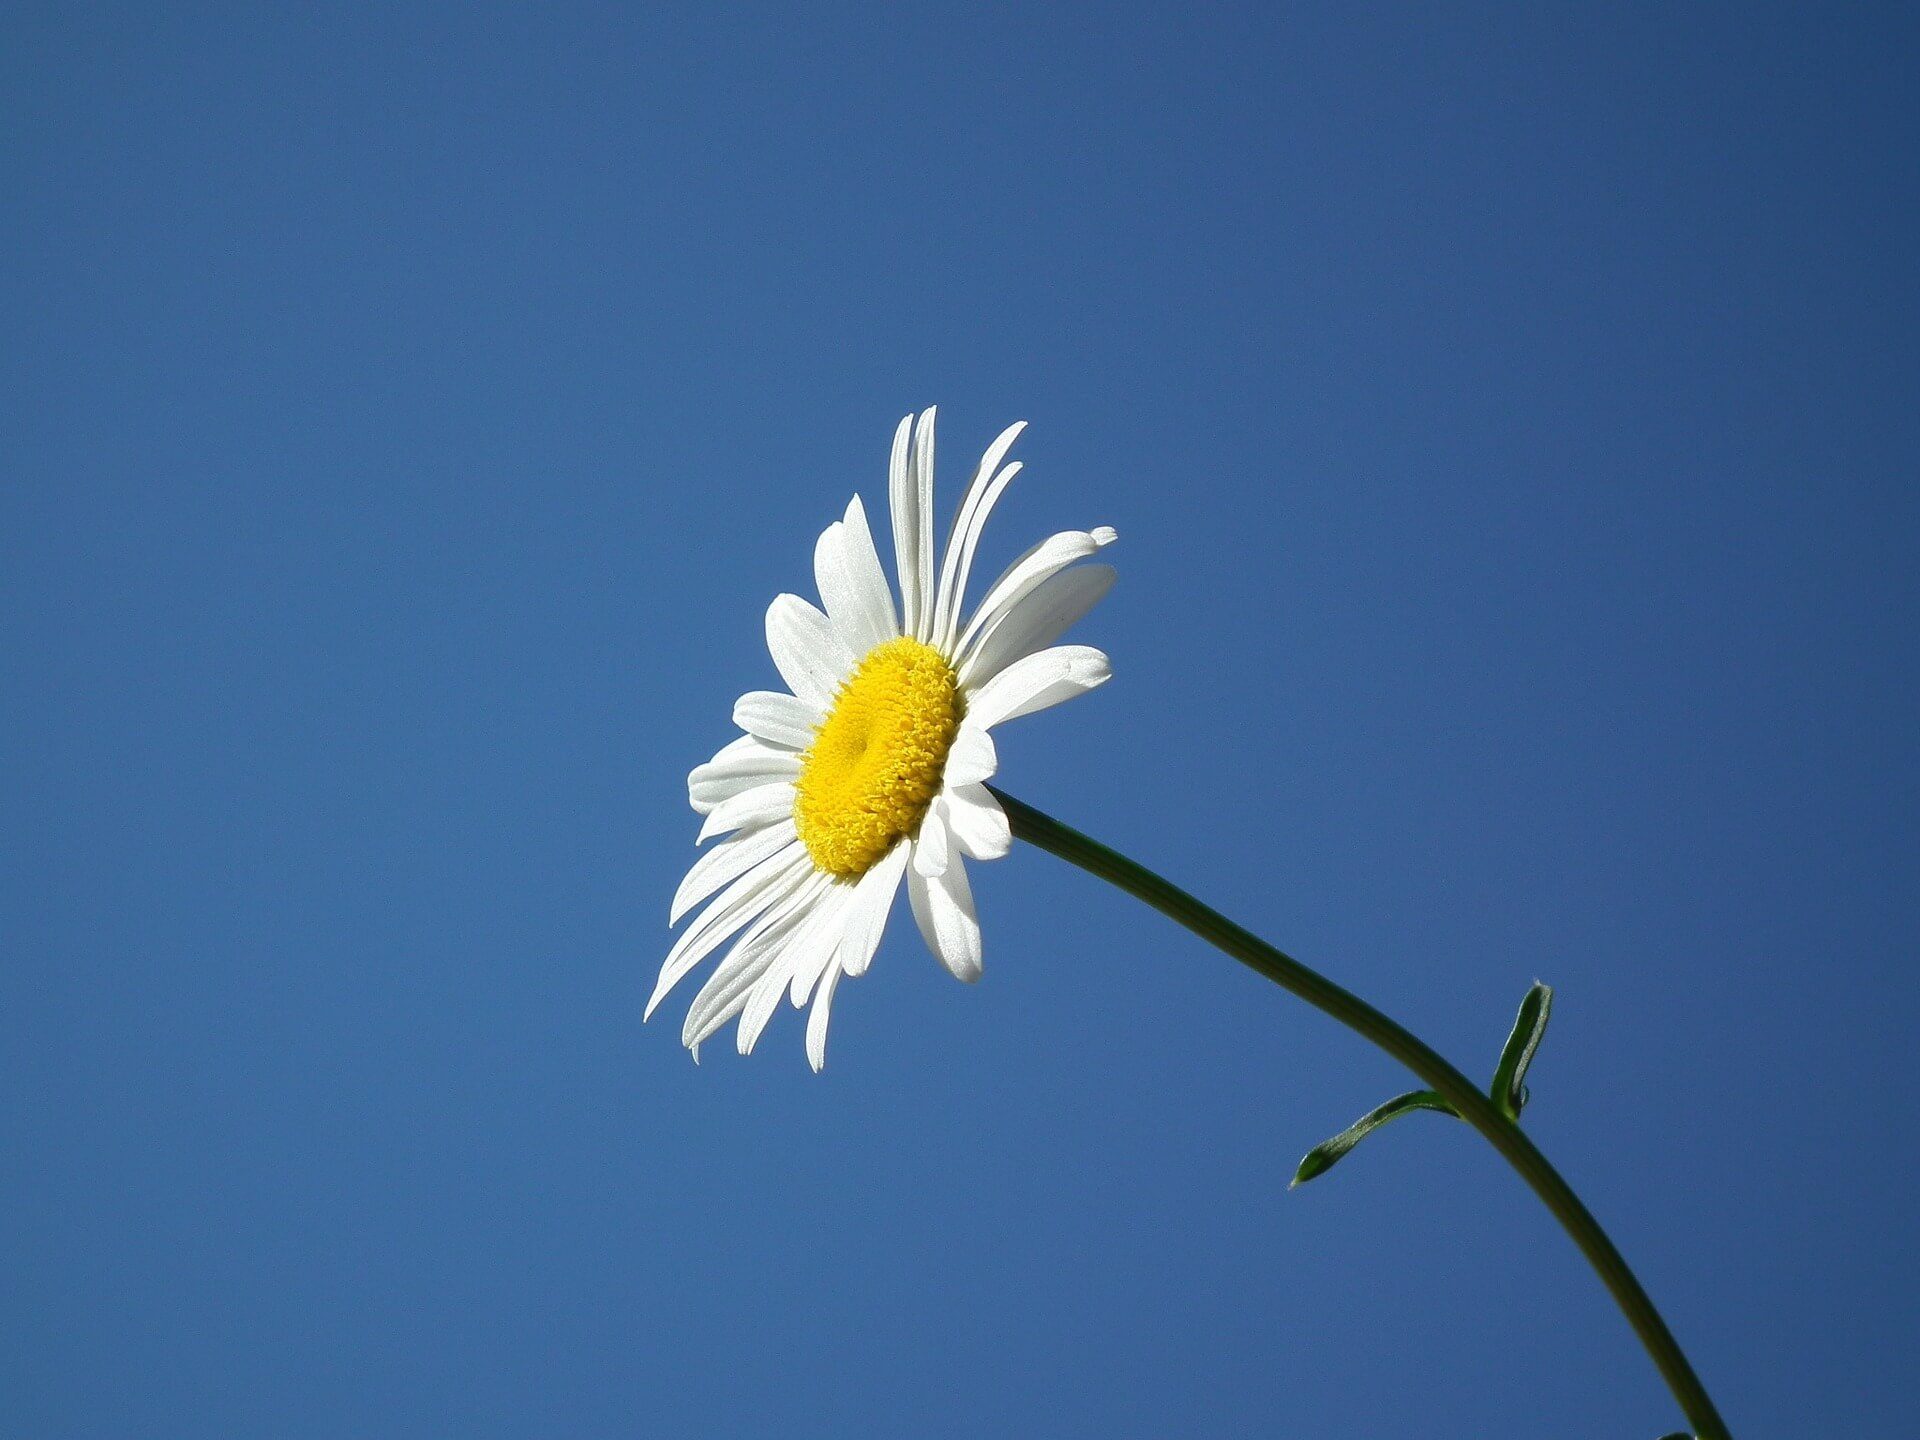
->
xmin=1491 ymin=981 xmax=1553 ymax=1120
xmin=1291 ymin=1090 xmax=1458 ymax=1187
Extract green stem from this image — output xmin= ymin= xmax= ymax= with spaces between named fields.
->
xmin=990 ymin=786 xmax=1730 ymax=1440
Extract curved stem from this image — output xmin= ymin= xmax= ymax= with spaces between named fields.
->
xmin=990 ymin=786 xmax=1729 ymax=1440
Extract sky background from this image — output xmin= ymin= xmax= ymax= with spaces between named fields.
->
xmin=5 ymin=4 xmax=1917 ymax=1436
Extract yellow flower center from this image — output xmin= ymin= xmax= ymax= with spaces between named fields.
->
xmin=794 ymin=636 xmax=961 ymax=879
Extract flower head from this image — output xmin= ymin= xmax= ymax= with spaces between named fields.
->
xmin=651 ymin=409 xmax=1116 ymax=1067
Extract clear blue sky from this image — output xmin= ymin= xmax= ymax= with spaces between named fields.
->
xmin=5 ymin=4 xmax=1916 ymax=1435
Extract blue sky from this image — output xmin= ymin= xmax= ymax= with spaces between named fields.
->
xmin=5 ymin=4 xmax=1916 ymax=1435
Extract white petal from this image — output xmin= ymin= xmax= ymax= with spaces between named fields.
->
xmin=691 ymin=881 xmax=817 ymax=1018
xmin=670 ymin=816 xmax=797 ymax=925
xmin=805 ymin=960 xmax=844 ymax=1072
xmin=739 ymin=887 xmax=853 ymax=1054
xmin=954 ymin=526 xmax=1117 ymax=661
xmin=766 ymin=593 xmax=854 ymax=711
xmin=893 ymin=408 xmax=938 ymax=640
xmin=786 ymin=850 xmax=904 ymax=1004
xmin=688 ymin=737 xmax=801 ymax=815
xmin=786 ymin=920 xmax=845 ymax=1007
xmin=697 ymin=780 xmax=795 ymax=843
xmin=909 ymin=854 xmax=982 ymax=983
xmin=942 ymin=722 xmax=998 ymax=787
xmin=698 ymin=732 xmax=766 ymax=767
xmin=958 ymin=562 xmax=1116 ymax=688
xmin=815 ymin=495 xmax=898 ymax=655
xmin=963 ymin=645 xmax=1110 ymax=730
xmin=648 ymin=847 xmax=809 ymax=1019
xmin=733 ymin=690 xmax=820 ymax=750
xmin=887 ymin=413 xmax=926 ymax=641
xmin=681 ymin=876 xmax=826 ymax=1045
xmin=931 ymin=420 xmax=1027 ymax=652
xmin=911 ymin=804 xmax=951 ymax=878
xmin=941 ymin=782 xmax=1010 ymax=861
xmin=793 ymin=849 xmax=901 ymax=1005
xmin=837 ymin=841 xmax=908 ymax=978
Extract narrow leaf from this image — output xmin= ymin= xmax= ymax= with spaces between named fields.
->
xmin=1491 ymin=981 xmax=1553 ymax=1120
xmin=1291 ymin=1090 xmax=1458 ymax=1187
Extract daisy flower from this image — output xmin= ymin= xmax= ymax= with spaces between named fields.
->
xmin=650 ymin=408 xmax=1116 ymax=1068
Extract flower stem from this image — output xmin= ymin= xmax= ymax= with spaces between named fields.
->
xmin=991 ymin=786 xmax=1730 ymax=1440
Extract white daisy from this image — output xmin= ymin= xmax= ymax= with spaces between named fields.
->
xmin=650 ymin=408 xmax=1117 ymax=1068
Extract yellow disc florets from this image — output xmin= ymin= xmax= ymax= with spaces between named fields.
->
xmin=794 ymin=637 xmax=961 ymax=879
